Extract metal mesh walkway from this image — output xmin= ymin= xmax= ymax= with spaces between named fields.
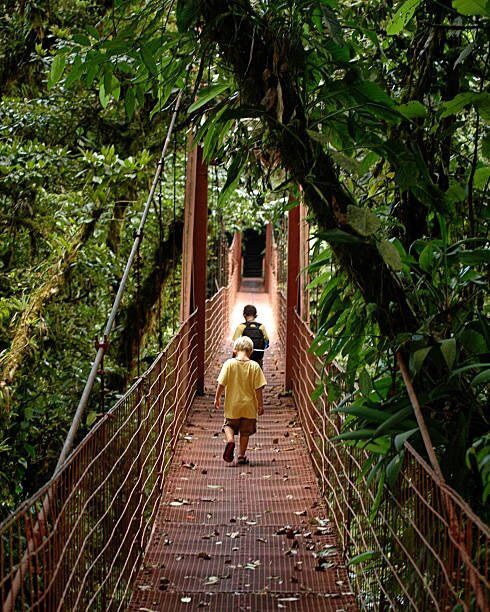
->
xmin=129 ymin=290 xmax=356 ymax=611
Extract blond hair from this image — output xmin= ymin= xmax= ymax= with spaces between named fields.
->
xmin=233 ymin=336 xmax=253 ymax=355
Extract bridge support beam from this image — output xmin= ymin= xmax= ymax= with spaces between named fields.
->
xmin=299 ymin=197 xmax=310 ymax=324
xmin=194 ymin=147 xmax=208 ymax=395
xmin=285 ymin=198 xmax=300 ymax=391
xmin=264 ymin=223 xmax=273 ymax=293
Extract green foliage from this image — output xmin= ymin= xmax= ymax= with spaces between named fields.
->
xmin=1 ymin=0 xmax=489 ymax=526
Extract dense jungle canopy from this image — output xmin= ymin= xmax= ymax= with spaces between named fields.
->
xmin=0 ymin=0 xmax=488 ymax=523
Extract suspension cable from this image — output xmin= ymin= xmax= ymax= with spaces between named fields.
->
xmin=54 ymin=90 xmax=182 ymax=475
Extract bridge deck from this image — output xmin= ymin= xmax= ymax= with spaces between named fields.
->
xmin=129 ymin=289 xmax=356 ymax=611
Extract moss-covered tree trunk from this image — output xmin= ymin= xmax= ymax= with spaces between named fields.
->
xmin=199 ymin=0 xmax=417 ymax=338
xmin=0 ymin=210 xmax=102 ymax=414
xmin=114 ymin=220 xmax=183 ymax=385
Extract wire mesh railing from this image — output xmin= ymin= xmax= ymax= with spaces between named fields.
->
xmin=0 ymin=313 xmax=198 ymax=611
xmin=289 ymin=309 xmax=490 ymax=611
xmin=0 ymin=270 xmax=237 ymax=611
xmin=205 ymin=286 xmax=228 ymax=374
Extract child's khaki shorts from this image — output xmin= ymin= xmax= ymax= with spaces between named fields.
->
xmin=223 ymin=418 xmax=257 ymax=436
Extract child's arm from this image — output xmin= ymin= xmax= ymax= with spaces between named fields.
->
xmin=255 ymin=386 xmax=264 ymax=416
xmin=214 ymin=383 xmax=225 ymax=410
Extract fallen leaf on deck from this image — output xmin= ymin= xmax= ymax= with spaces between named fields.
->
xmin=169 ymin=499 xmax=189 ymax=506
xmin=207 ymin=484 xmax=223 ymax=489
xmin=316 ymin=561 xmax=335 ymax=571
xmin=204 ymin=576 xmax=219 ymax=585
xmin=273 ymin=438 xmax=279 ymax=444
xmin=278 ymin=597 xmax=300 ymax=602
xmin=294 ymin=510 xmax=307 ymax=516
xmin=257 ymin=537 xmax=268 ymax=543
xmin=246 ymin=521 xmax=257 ymax=525
xmin=180 ymin=596 xmax=191 ymax=603
xmin=182 ymin=462 xmax=196 ymax=470
xmin=201 ymin=469 xmax=207 ymax=474
xmin=244 ymin=559 xmax=261 ymax=570
xmin=197 ymin=552 xmax=211 ymax=560
xmin=138 ymin=585 xmax=151 ymax=591
xmin=226 ymin=531 xmax=240 ymax=539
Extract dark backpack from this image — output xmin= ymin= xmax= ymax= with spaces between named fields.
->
xmin=242 ymin=321 xmax=265 ymax=361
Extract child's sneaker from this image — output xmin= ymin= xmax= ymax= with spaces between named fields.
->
xmin=237 ymin=455 xmax=249 ymax=465
xmin=223 ymin=442 xmax=235 ymax=463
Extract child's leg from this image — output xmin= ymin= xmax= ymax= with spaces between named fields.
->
xmin=222 ymin=421 xmax=237 ymax=463
xmin=223 ymin=425 xmax=235 ymax=443
xmin=238 ymin=434 xmax=249 ymax=457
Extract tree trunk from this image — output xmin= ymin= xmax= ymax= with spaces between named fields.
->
xmin=115 ymin=220 xmax=183 ymax=384
xmin=199 ymin=0 xmax=417 ymax=336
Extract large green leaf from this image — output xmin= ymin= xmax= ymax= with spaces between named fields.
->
xmin=410 ymin=347 xmax=432 ymax=374
xmin=452 ymin=0 xmax=490 ymax=17
xmin=125 ymin=87 xmax=136 ymax=119
xmin=385 ymin=451 xmax=404 ymax=487
xmin=471 ymin=369 xmax=490 ymax=386
xmin=374 ymin=406 xmax=413 ymax=436
xmin=386 ymin=0 xmax=423 ymax=35
xmin=458 ymin=248 xmax=490 ymax=265
xmin=218 ymin=151 xmax=247 ymax=206
xmin=347 ymin=205 xmax=380 ymax=236
xmin=333 ymin=429 xmax=377 ymax=441
xmin=318 ymin=228 xmax=364 ymax=244
xmin=140 ymin=46 xmax=158 ymax=76
xmin=440 ymin=338 xmax=457 ymax=370
xmin=332 ymin=405 xmax=394 ymax=424
xmin=394 ymin=428 xmax=419 ymax=451
xmin=398 ymin=100 xmax=427 ymax=119
xmin=176 ymin=0 xmax=199 ymax=32
xmin=48 ymin=55 xmax=66 ymax=89
xmin=378 ymin=240 xmax=402 ymax=271
xmin=188 ymin=83 xmax=231 ymax=113
xmin=347 ymin=551 xmax=378 ymax=566
xmin=358 ymin=369 xmax=373 ymax=397
xmin=474 ymin=166 xmax=490 ymax=189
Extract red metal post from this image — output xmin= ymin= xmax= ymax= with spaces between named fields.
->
xmin=194 ymin=146 xmax=208 ymax=395
xmin=285 ymin=199 xmax=300 ymax=390
xmin=264 ymin=223 xmax=273 ymax=293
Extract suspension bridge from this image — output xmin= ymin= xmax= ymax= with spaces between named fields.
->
xmin=0 ymin=101 xmax=488 ymax=612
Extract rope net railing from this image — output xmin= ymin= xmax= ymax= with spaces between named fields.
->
xmin=289 ymin=311 xmax=489 ymax=611
xmin=0 ymin=237 xmax=239 ymax=611
xmin=267 ymin=233 xmax=489 ymax=610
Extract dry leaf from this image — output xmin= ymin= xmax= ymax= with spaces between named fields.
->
xmin=197 ymin=552 xmax=211 ymax=560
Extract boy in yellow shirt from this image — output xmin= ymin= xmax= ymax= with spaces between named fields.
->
xmin=232 ymin=304 xmax=269 ymax=369
xmin=215 ymin=336 xmax=266 ymax=464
